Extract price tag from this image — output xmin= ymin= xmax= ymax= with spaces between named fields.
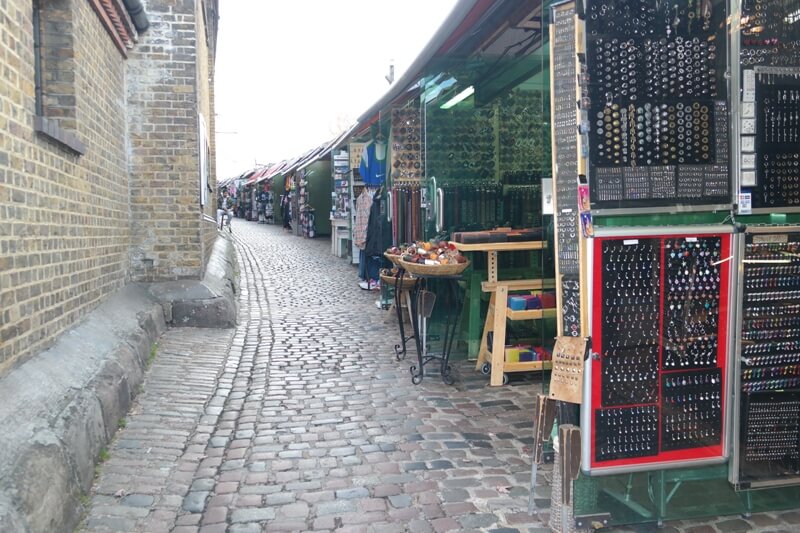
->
xmin=742 ymin=153 xmax=756 ymax=170
xmin=742 ymin=170 xmax=757 ymax=187
xmin=686 ymin=237 xmax=698 ymax=242
xmin=742 ymin=118 xmax=756 ymax=134
xmin=741 ymin=135 xmax=755 ymax=152
xmin=623 ymin=239 xmax=639 ymax=245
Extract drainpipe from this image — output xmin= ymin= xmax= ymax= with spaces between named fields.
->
xmin=122 ymin=0 xmax=149 ymax=33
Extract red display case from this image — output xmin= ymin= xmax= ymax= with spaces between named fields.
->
xmin=583 ymin=228 xmax=734 ymax=475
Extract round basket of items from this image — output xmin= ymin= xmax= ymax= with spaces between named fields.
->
xmin=383 ymin=247 xmax=404 ymax=267
xmin=379 ymin=267 xmax=420 ymax=288
xmin=398 ymin=240 xmax=470 ymax=276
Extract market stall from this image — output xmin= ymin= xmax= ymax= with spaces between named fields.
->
xmin=542 ymin=0 xmax=800 ymax=530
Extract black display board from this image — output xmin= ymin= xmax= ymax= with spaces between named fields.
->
xmin=551 ymin=1 xmax=585 ymax=338
xmin=552 ymin=2 xmax=581 ymax=277
xmin=736 ymin=230 xmax=800 ymax=487
xmin=585 ymin=0 xmax=731 ymax=211
xmin=739 ymin=0 xmax=800 ymax=210
xmin=748 ymin=71 xmax=800 ymax=208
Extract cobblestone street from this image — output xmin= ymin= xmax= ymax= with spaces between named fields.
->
xmin=81 ymin=222 xmax=800 ymax=533
xmin=82 ymin=221 xmax=551 ymax=533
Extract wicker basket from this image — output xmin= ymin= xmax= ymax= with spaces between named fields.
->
xmin=398 ymin=258 xmax=470 ymax=277
xmin=379 ymin=269 xmax=419 ymax=288
xmin=383 ymin=252 xmax=403 ymax=266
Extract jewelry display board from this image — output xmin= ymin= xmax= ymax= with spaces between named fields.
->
xmin=582 ymin=227 xmax=733 ymax=475
xmin=584 ymin=0 xmax=731 ymax=212
xmin=737 ymin=0 xmax=800 ymax=211
xmin=746 ymin=69 xmax=800 ymax=209
xmin=550 ymin=1 xmax=587 ymax=339
xmin=550 ymin=336 xmax=589 ymax=404
xmin=392 ymin=107 xmax=424 ymax=182
xmin=732 ymin=227 xmax=800 ymax=489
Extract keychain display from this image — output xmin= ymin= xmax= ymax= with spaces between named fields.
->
xmin=587 ymin=231 xmax=732 ymax=473
xmin=585 ymin=0 xmax=730 ymax=210
xmin=734 ymin=230 xmax=800 ymax=487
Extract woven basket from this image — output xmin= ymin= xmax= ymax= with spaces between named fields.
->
xmin=398 ymin=258 xmax=470 ymax=277
xmin=383 ymin=252 xmax=403 ymax=266
xmin=379 ymin=270 xmax=419 ymax=288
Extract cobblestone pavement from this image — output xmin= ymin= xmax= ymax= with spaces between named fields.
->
xmin=81 ymin=221 xmax=800 ymax=533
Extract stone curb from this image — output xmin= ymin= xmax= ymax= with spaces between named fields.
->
xmin=0 ymin=234 xmax=239 ymax=532
xmin=148 ymin=233 xmax=239 ymax=328
xmin=0 ymin=285 xmax=167 ymax=533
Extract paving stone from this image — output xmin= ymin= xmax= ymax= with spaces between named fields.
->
xmin=388 ymin=494 xmax=413 ymax=508
xmin=441 ymin=489 xmax=470 ymax=503
xmin=316 ymin=499 xmax=357 ymax=515
xmin=373 ymin=484 xmax=402 ymax=497
xmin=228 ymin=525 xmax=262 ymax=533
xmin=231 ymin=507 xmax=276 ymax=523
xmin=208 ymin=437 xmax=228 ymax=448
xmin=459 ymin=513 xmax=499 ymax=529
xmin=182 ymin=491 xmax=210 ymax=513
xmin=336 ymin=487 xmax=370 ymax=499
xmin=121 ymin=494 xmax=155 ymax=507
xmin=278 ymin=502 xmax=310 ymax=519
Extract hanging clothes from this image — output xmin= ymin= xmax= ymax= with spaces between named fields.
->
xmin=364 ymin=191 xmax=385 ymax=257
xmin=353 ymin=189 xmax=374 ymax=249
xmin=358 ymin=140 xmax=388 ymax=187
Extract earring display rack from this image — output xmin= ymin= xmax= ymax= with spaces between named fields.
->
xmin=583 ymin=228 xmax=733 ymax=475
xmin=584 ymin=0 xmax=731 ymax=212
xmin=732 ymin=227 xmax=800 ymax=489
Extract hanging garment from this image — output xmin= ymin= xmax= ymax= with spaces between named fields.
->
xmin=358 ymin=141 xmax=388 ymax=187
xmin=353 ymin=190 xmax=374 ymax=249
xmin=364 ymin=192 xmax=385 ymax=257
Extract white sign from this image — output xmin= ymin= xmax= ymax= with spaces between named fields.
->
xmin=738 ymin=193 xmax=752 ymax=215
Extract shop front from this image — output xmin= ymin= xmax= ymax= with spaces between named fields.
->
xmin=541 ymin=0 xmax=800 ymax=530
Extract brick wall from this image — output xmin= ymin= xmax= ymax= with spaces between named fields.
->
xmin=0 ymin=0 xmax=219 ymax=373
xmin=127 ymin=0 xmax=204 ymax=281
xmin=0 ymin=0 xmax=131 ymax=373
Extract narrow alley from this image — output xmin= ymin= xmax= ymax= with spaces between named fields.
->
xmin=81 ymin=221 xmax=552 ymax=533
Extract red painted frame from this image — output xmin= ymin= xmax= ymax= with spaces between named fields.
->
xmin=589 ymin=232 xmax=732 ymax=471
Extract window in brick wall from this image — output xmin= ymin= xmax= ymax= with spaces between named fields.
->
xmin=32 ymin=0 xmax=85 ymax=155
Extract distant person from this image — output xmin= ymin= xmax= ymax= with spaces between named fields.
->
xmin=217 ymin=188 xmax=234 ymax=230
xmin=281 ymin=193 xmax=292 ymax=231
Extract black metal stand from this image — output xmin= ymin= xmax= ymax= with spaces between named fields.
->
xmin=393 ymin=268 xmax=414 ymax=361
xmin=408 ymin=274 xmax=464 ymax=385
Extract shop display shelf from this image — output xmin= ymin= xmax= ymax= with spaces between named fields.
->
xmin=505 ymin=307 xmax=557 ymax=321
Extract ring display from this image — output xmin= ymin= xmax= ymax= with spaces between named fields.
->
xmin=585 ymin=0 xmax=730 ymax=211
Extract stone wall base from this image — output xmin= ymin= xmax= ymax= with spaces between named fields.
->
xmin=0 ymin=234 xmax=237 ymax=532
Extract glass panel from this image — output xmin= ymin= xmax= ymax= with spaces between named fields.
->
xmin=412 ymin=1 xmax=556 ymax=372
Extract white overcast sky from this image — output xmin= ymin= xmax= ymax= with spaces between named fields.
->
xmin=214 ymin=1 xmax=460 ymax=180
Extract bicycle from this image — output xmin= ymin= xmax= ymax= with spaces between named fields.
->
xmin=218 ymin=209 xmax=233 ymax=233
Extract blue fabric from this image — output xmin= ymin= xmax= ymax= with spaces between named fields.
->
xmin=358 ymin=141 xmax=388 ymax=187
xmin=357 ymin=250 xmax=380 ymax=282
